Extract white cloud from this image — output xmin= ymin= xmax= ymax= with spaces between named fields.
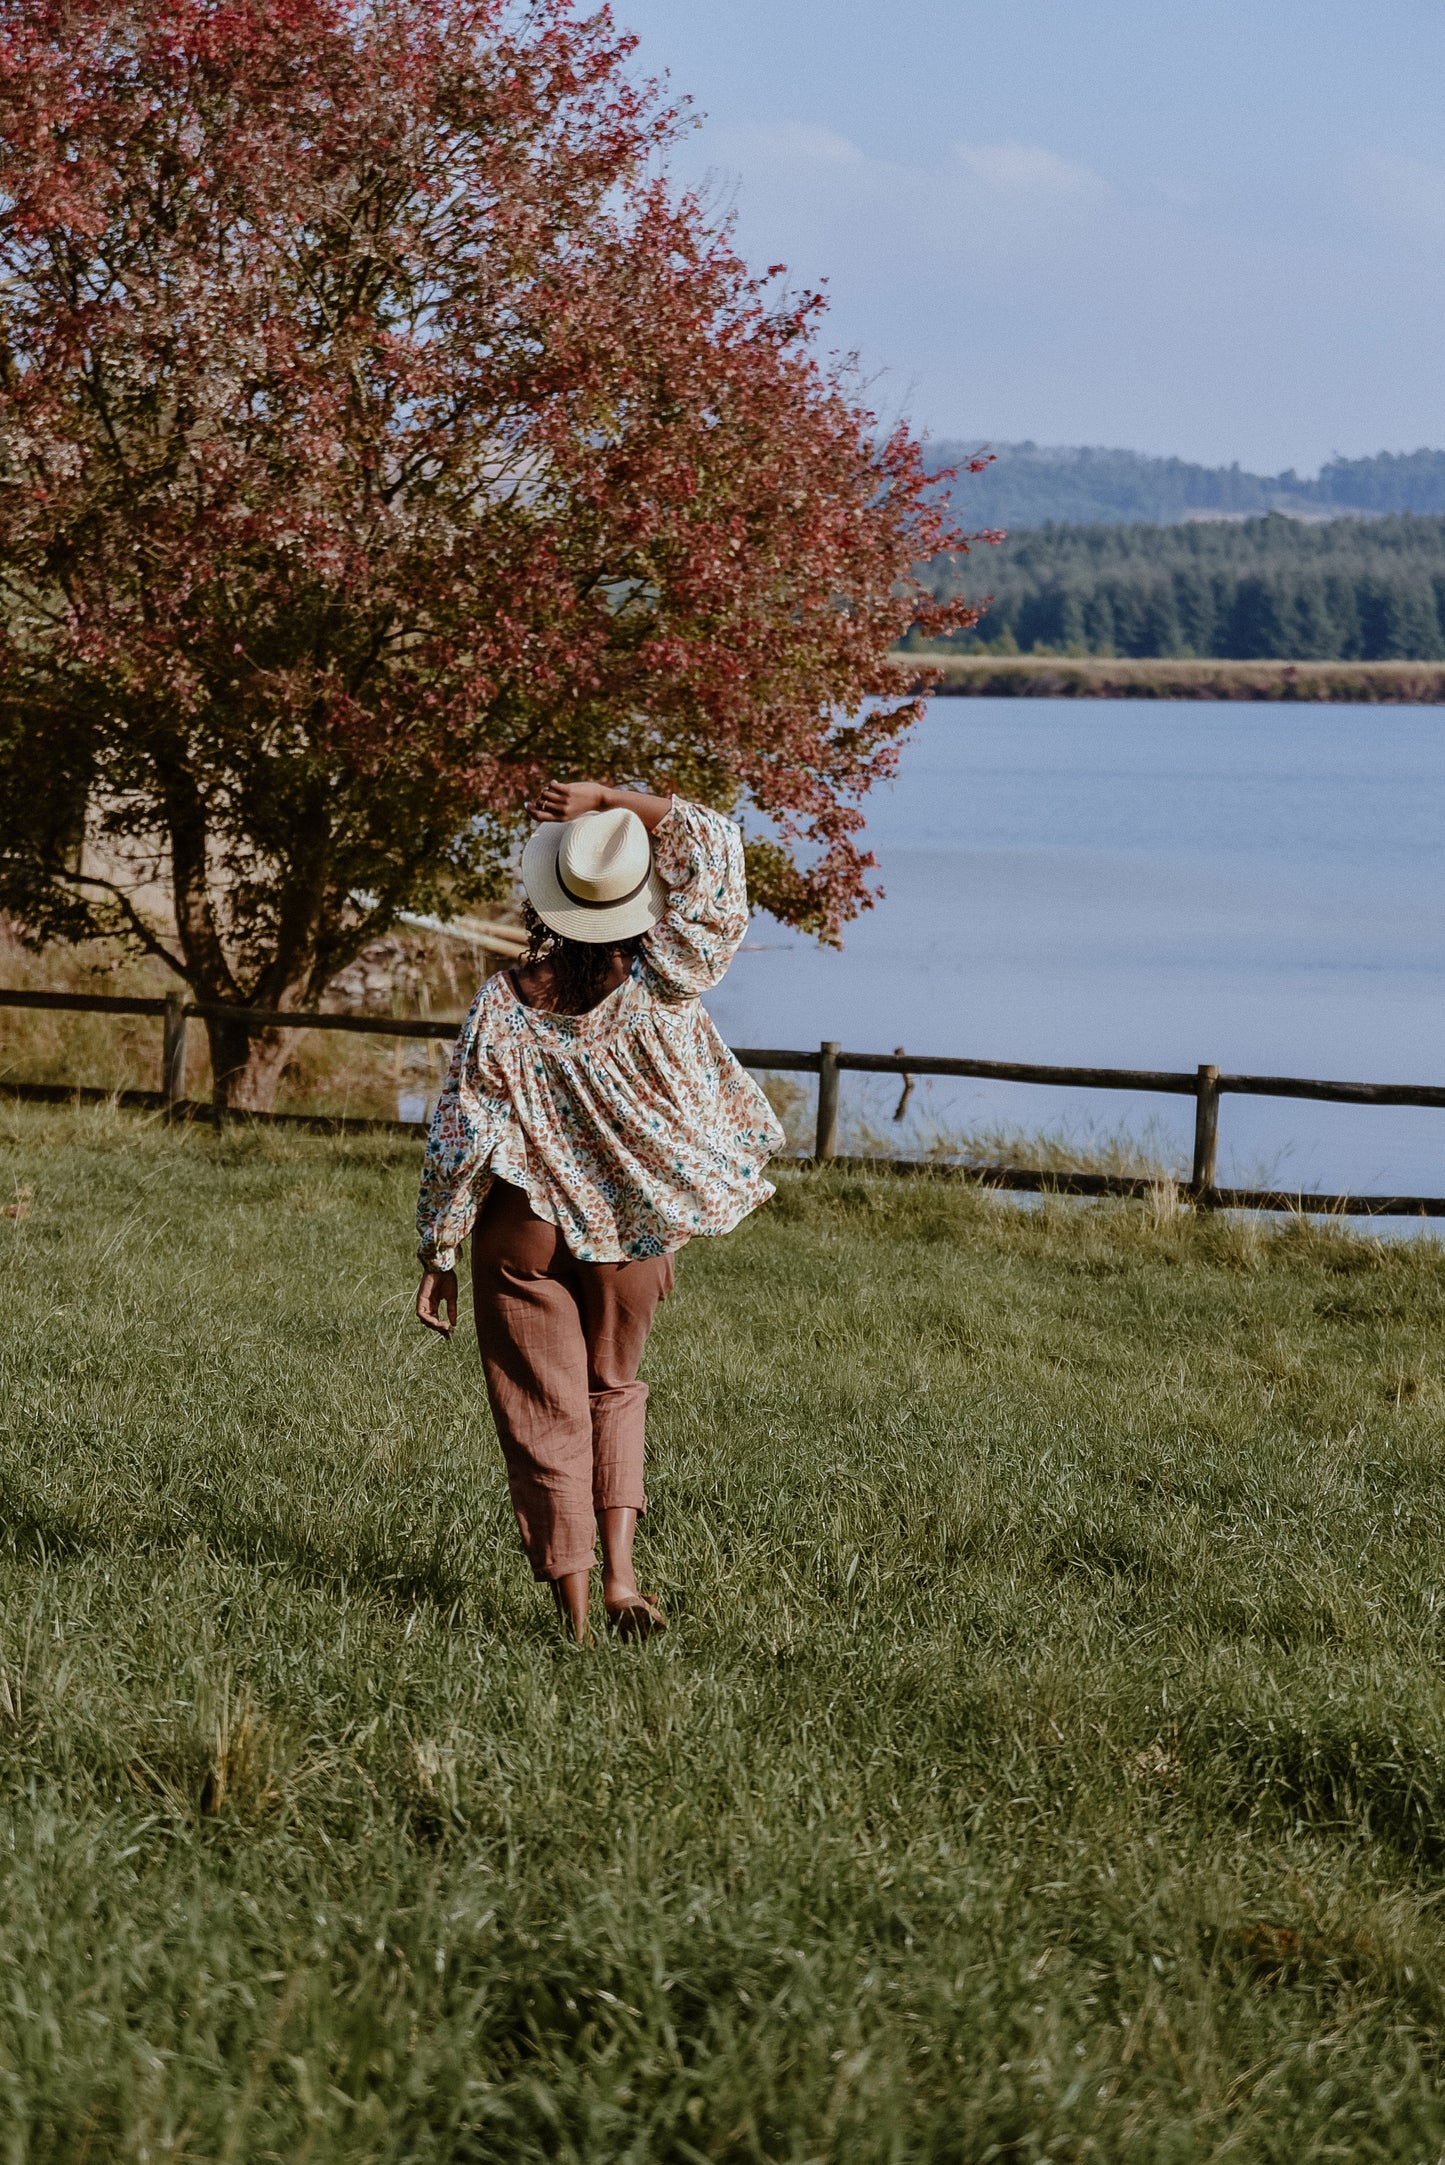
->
xmin=709 ymin=121 xmax=863 ymax=167
xmin=951 ymin=140 xmax=1104 ymax=198
xmin=709 ymin=125 xmax=1101 ymax=202
xmin=1358 ymin=151 xmax=1445 ymax=235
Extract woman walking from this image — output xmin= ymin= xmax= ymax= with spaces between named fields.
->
xmin=414 ymin=781 xmax=784 ymax=1640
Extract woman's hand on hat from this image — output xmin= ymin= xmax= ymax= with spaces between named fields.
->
xmin=534 ymin=779 xmax=675 ymax=833
xmin=535 ymin=779 xmax=611 ymax=822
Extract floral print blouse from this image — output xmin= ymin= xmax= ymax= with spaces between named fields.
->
xmin=416 ymin=800 xmax=786 ymax=1268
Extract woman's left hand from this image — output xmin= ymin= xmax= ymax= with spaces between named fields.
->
xmin=535 ymin=779 xmax=610 ymax=822
xmin=533 ymin=779 xmax=674 ymax=833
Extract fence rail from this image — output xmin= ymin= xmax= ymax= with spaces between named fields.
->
xmin=3 ymin=984 xmax=1443 ymax=1218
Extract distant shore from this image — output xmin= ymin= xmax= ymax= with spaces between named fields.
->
xmin=889 ymin=655 xmax=1445 ymax=702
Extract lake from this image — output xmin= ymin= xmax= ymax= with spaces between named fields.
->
xmin=704 ymin=700 xmax=1445 ymax=1201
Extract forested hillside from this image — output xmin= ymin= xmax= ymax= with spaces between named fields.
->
xmin=922 ymin=514 xmax=1445 ymax=660
xmin=930 ymin=442 xmax=1445 ymax=529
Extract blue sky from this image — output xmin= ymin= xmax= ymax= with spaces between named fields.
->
xmin=618 ymin=0 xmax=1445 ymax=472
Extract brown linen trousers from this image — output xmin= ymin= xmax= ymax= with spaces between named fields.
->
xmin=471 ymin=1177 xmax=674 ymax=1580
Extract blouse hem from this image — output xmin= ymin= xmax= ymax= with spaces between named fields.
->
xmin=486 ymin=1164 xmax=776 ymax=1265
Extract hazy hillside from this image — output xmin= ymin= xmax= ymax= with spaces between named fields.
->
xmin=931 ymin=443 xmax=1445 ymax=529
xmin=920 ymin=512 xmax=1445 ymax=660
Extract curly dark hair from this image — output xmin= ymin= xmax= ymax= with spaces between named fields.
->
xmin=519 ymin=901 xmax=645 ymax=1013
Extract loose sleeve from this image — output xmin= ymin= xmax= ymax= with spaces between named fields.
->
xmin=415 ymin=982 xmax=510 ymax=1272
xmin=640 ymin=800 xmax=750 ymax=1003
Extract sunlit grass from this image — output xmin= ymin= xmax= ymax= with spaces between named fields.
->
xmin=5 ymin=1103 xmax=1445 ymax=2159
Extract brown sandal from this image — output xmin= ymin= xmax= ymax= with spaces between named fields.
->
xmin=605 ymin=1595 xmax=668 ymax=1640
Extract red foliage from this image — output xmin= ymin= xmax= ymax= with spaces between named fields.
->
xmin=0 ymin=0 xmax=979 ymax=1097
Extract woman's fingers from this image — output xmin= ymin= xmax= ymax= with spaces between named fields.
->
xmin=416 ymin=1272 xmax=457 ymax=1336
xmin=533 ymin=780 xmax=606 ymax=822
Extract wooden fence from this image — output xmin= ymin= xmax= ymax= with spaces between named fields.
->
xmin=3 ymin=984 xmax=1444 ymax=1218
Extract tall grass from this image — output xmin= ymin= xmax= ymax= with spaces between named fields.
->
xmin=0 ymin=924 xmax=484 ymax=1121
xmin=4 ymin=1104 xmax=1445 ymax=2158
xmin=762 ymin=1067 xmax=1184 ymax=1179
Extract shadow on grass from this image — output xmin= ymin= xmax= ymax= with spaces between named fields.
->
xmin=220 ymin=1513 xmax=490 ymax=1623
xmin=1191 ymin=1704 xmax=1445 ymax=1868
xmin=0 ymin=1491 xmax=521 ymax=1633
xmin=0 ymin=1500 xmax=108 ymax=1563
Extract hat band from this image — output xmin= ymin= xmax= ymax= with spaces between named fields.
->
xmin=554 ymin=853 xmax=653 ymax=911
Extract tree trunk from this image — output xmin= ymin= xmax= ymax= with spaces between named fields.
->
xmin=204 ymin=1014 xmax=298 ymax=1114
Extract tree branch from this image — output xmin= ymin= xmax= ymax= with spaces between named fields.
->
xmin=56 ymin=869 xmax=187 ymax=976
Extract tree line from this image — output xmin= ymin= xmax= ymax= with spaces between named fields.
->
xmin=926 ymin=443 xmax=1445 ymax=529
xmin=923 ymin=514 xmax=1445 ymax=660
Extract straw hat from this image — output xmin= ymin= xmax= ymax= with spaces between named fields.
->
xmin=520 ymin=806 xmax=669 ymax=943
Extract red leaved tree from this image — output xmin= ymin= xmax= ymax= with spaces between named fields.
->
xmin=0 ymin=0 xmax=979 ymax=1107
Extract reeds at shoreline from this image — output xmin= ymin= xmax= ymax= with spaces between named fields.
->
xmin=891 ymin=653 xmax=1445 ymax=701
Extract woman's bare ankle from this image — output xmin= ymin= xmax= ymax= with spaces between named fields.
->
xmin=597 ymin=1507 xmax=640 ymax=1608
xmin=551 ymin=1570 xmax=593 ymax=1641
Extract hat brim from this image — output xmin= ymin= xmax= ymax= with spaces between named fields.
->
xmin=520 ymin=822 xmax=669 ymax=944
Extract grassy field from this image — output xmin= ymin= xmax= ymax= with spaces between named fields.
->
xmin=5 ymin=1106 xmax=1445 ymax=2161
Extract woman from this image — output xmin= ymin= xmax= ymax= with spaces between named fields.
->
xmin=414 ymin=779 xmax=785 ymax=1640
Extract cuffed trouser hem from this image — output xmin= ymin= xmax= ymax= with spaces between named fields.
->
xmin=532 ymin=1550 xmax=602 ymax=1584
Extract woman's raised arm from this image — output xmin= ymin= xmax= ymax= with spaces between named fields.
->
xmin=533 ymin=780 xmax=673 ymax=832
xmin=640 ymin=801 xmax=750 ymax=1002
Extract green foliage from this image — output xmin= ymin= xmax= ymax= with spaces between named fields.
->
xmin=924 ymin=512 xmax=1445 ymax=660
xmin=1317 ymin=449 xmax=1445 ymax=514
xmin=0 ymin=0 xmax=966 ymax=1116
xmin=6 ymin=1108 xmax=1445 ymax=2155
xmin=933 ymin=440 xmax=1445 ymax=529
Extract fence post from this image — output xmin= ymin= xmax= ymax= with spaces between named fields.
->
xmin=815 ymin=1041 xmax=841 ymax=1161
xmin=1191 ymin=1063 xmax=1220 ymax=1202
xmin=162 ymin=991 xmax=187 ymax=1120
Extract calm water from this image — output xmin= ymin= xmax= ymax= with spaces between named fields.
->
xmin=704 ymin=700 xmax=1445 ymax=1199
